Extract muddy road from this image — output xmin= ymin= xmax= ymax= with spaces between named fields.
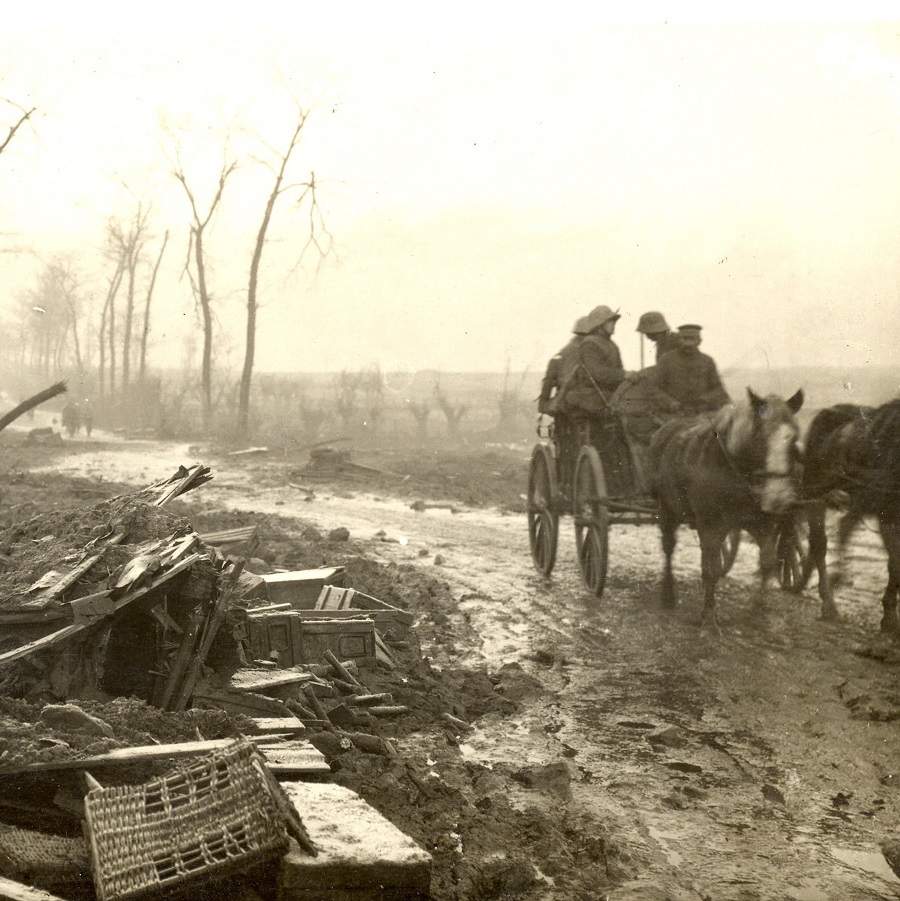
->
xmin=32 ymin=437 xmax=900 ymax=899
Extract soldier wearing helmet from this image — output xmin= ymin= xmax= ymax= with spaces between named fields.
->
xmin=636 ymin=311 xmax=680 ymax=365
xmin=538 ymin=315 xmax=590 ymax=415
xmin=560 ymin=305 xmax=629 ymax=414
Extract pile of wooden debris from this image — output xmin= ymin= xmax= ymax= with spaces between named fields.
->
xmin=0 ymin=463 xmax=431 ymax=900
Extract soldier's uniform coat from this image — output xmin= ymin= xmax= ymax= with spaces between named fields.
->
xmin=649 ymin=347 xmax=730 ymax=414
xmin=561 ymin=333 xmax=626 ymax=414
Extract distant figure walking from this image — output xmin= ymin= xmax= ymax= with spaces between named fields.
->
xmin=82 ymin=398 xmax=94 ymax=437
xmin=61 ymin=400 xmax=81 ymax=438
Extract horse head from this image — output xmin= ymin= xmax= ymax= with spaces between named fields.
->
xmin=717 ymin=387 xmax=804 ymax=513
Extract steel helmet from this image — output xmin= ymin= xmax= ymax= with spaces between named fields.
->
xmin=582 ymin=305 xmax=621 ymax=333
xmin=573 ymin=315 xmax=591 ymax=335
xmin=636 ymin=311 xmax=669 ymax=335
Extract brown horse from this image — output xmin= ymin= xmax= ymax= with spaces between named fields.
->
xmin=647 ymin=388 xmax=804 ymax=633
xmin=798 ymin=400 xmax=900 ymax=632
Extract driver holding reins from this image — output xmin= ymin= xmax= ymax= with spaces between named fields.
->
xmin=648 ymin=323 xmax=731 ymax=415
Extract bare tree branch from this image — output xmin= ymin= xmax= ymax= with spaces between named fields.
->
xmin=0 ymin=98 xmax=36 ymax=156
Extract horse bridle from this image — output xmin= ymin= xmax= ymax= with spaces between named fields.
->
xmin=714 ymin=429 xmax=795 ymax=487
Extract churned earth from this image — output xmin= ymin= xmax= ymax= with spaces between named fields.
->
xmin=9 ymin=426 xmax=900 ymax=901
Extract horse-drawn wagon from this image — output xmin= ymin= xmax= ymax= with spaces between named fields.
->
xmin=527 ymin=401 xmax=742 ymax=598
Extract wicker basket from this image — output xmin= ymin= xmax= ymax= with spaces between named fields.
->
xmin=0 ymin=823 xmax=93 ymax=895
xmin=84 ymin=737 xmax=293 ymax=901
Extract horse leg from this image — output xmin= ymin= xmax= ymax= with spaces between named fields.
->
xmin=831 ymin=509 xmax=858 ymax=587
xmin=757 ymin=520 xmax=778 ymax=598
xmin=698 ymin=527 xmax=727 ymax=636
xmin=878 ymin=515 xmax=900 ymax=635
xmin=659 ymin=508 xmax=678 ymax=609
xmin=805 ymin=500 xmax=839 ymax=620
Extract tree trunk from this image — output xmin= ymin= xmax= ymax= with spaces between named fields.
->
xmin=194 ymin=229 xmax=213 ymax=427
xmin=238 ymin=194 xmax=277 ymax=440
xmin=122 ymin=253 xmax=136 ymax=391
xmin=140 ymin=230 xmax=168 ymax=382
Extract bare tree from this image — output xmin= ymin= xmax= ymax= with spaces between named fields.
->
xmin=434 ymin=377 xmax=468 ymax=442
xmin=298 ymin=393 xmax=328 ymax=442
xmin=334 ymin=370 xmax=361 ymax=433
xmin=407 ymin=400 xmax=430 ymax=444
xmin=139 ymin=229 xmax=169 ymax=383
xmin=170 ymin=145 xmax=237 ymax=427
xmin=497 ymin=359 xmax=531 ymax=432
xmin=97 ymin=252 xmax=125 ymax=400
xmin=107 ymin=201 xmax=152 ymax=393
xmin=237 ymin=100 xmax=333 ymax=439
xmin=23 ymin=256 xmax=84 ymax=376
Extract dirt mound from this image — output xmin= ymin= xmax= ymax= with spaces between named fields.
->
xmin=0 ymin=495 xmax=194 ymax=608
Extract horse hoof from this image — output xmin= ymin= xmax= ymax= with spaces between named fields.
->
xmin=821 ymin=606 xmax=841 ymax=622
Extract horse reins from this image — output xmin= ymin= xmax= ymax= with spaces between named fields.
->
xmin=714 ymin=429 xmax=795 ymax=490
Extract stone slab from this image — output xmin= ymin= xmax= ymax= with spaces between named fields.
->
xmin=278 ymin=782 xmax=431 ymax=900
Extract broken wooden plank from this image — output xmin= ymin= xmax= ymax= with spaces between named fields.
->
xmin=192 ymin=685 xmax=293 ymax=718
xmin=200 ymin=525 xmax=260 ymax=544
xmin=0 ymin=875 xmax=70 ymax=901
xmin=0 ymin=609 xmax=70 ymax=625
xmin=172 ymin=559 xmax=245 ymax=712
xmin=149 ymin=603 xmax=183 ymax=635
xmin=246 ymin=603 xmax=293 ymax=614
xmin=140 ymin=464 xmax=213 ymax=506
xmin=157 ymin=532 xmax=201 ymax=567
xmin=374 ymin=632 xmax=397 ymax=670
xmin=0 ymin=738 xmax=258 ymax=774
xmin=111 ymin=553 xmax=162 ymax=593
xmin=229 ymin=668 xmax=315 ymax=692
xmin=157 ymin=606 xmax=204 ymax=709
xmin=70 ymin=590 xmax=115 ymax=625
xmin=315 ymin=585 xmax=414 ymax=627
xmin=255 ymin=742 xmax=331 ymax=778
xmin=249 ymin=717 xmax=306 ymax=737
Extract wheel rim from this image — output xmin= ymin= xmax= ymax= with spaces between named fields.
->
xmin=573 ymin=447 xmax=609 ymax=598
xmin=528 ymin=445 xmax=559 ymax=576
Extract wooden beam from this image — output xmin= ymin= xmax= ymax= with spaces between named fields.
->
xmin=0 ymin=875 xmax=69 ymax=901
xmin=2 ymin=738 xmax=249 ymax=774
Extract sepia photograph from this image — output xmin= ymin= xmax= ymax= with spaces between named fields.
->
xmin=0 ymin=3 xmax=898 ymax=899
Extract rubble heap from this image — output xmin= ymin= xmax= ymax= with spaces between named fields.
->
xmin=0 ymin=463 xmax=435 ymax=901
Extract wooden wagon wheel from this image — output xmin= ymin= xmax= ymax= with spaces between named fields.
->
xmin=573 ymin=446 xmax=610 ymax=598
xmin=775 ymin=512 xmax=809 ymax=591
xmin=720 ymin=529 xmax=742 ymax=576
xmin=527 ymin=443 xmax=559 ymax=576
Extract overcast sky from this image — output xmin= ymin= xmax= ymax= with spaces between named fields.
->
xmin=0 ymin=4 xmax=898 ymax=379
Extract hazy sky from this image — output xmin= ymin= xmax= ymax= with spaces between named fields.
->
xmin=1 ymin=5 xmax=898 ymax=381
